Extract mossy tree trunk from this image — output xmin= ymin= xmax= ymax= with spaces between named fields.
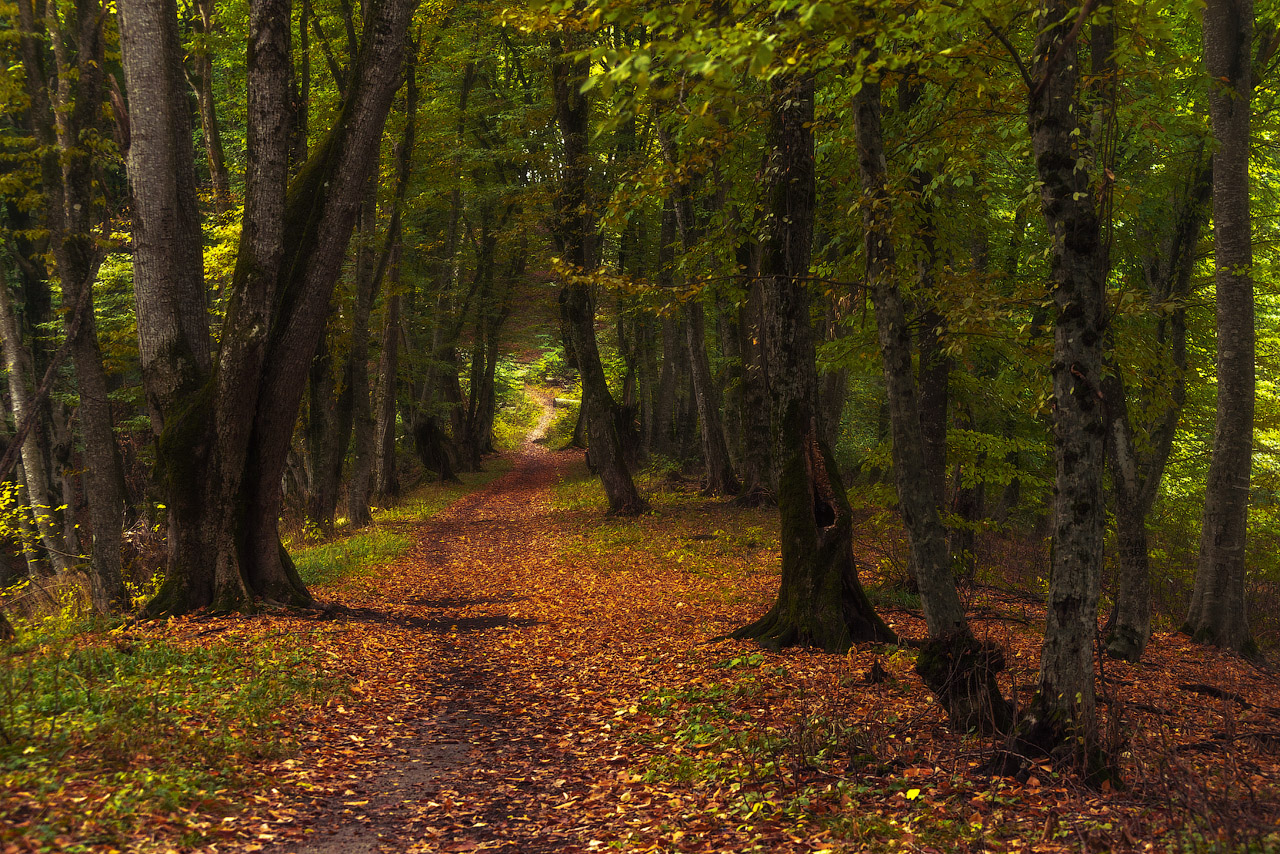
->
xmin=732 ymin=73 xmax=893 ymax=654
xmin=1014 ymin=0 xmax=1111 ymax=764
xmin=122 ymin=0 xmax=418 ymax=615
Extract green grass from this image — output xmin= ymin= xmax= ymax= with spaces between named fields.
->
xmin=493 ymin=384 xmax=543 ymax=451
xmin=540 ymin=398 xmax=580 ymax=449
xmin=292 ymin=529 xmax=414 ymax=586
xmin=289 ymin=462 xmax=515 ymax=587
xmin=373 ymin=461 xmax=512 ymax=524
xmin=0 ymin=613 xmax=337 ymax=850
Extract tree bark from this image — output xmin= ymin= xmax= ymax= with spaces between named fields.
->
xmin=1015 ymin=0 xmax=1111 ymax=767
xmin=0 ymin=267 xmax=70 ymax=576
xmin=346 ymin=184 xmax=379 ymax=529
xmin=372 ymin=288 xmax=401 ymax=498
xmin=16 ymin=0 xmax=127 ymax=606
xmin=854 ymin=73 xmax=1008 ymax=733
xmin=732 ymin=73 xmax=894 ymax=654
xmin=1104 ymin=161 xmax=1210 ymax=663
xmin=1187 ymin=0 xmax=1256 ymax=656
xmin=123 ymin=0 xmax=418 ymax=615
xmin=550 ymin=34 xmax=644 ymax=515
xmin=192 ymin=0 xmax=233 ymax=213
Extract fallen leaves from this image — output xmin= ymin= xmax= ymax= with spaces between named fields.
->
xmin=7 ymin=438 xmax=1280 ymax=853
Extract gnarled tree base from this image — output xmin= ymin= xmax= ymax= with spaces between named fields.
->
xmin=985 ymin=696 xmax=1121 ymax=789
xmin=915 ymin=633 xmax=1012 ymax=733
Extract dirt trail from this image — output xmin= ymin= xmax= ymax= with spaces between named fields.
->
xmin=256 ymin=397 xmax=739 ymax=854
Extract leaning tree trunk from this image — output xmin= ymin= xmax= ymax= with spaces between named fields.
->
xmin=732 ymin=73 xmax=894 ymax=653
xmin=123 ymin=0 xmax=418 ymax=615
xmin=1187 ymin=0 xmax=1255 ymax=655
xmin=854 ymin=72 xmax=1009 ymax=733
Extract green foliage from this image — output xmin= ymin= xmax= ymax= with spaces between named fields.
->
xmin=291 ymin=529 xmax=413 ymax=586
xmin=541 ymin=400 xmax=581 ymax=450
xmin=0 ymin=612 xmax=336 ymax=848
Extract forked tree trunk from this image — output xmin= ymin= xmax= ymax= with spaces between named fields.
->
xmin=1187 ymin=0 xmax=1255 ymax=656
xmin=123 ymin=0 xmax=418 ymax=615
xmin=732 ymin=73 xmax=893 ymax=653
xmin=1104 ymin=161 xmax=1209 ymax=663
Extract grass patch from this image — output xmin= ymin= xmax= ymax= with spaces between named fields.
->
xmin=539 ymin=397 xmax=580 ymax=450
xmin=493 ymin=384 xmax=542 ymax=451
xmin=0 ymin=614 xmax=337 ymax=850
xmin=292 ymin=529 xmax=413 ymax=586
xmin=372 ymin=460 xmax=512 ymax=526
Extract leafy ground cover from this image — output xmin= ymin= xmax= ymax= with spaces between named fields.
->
xmin=4 ymin=433 xmax=1280 ymax=852
xmin=0 ymin=463 xmax=513 ymax=853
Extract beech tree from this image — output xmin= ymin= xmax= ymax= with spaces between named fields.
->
xmin=732 ymin=72 xmax=894 ymax=652
xmin=1186 ymin=0 xmax=1256 ymax=655
xmin=120 ymin=0 xmax=419 ymax=613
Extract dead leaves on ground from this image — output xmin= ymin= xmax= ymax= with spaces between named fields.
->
xmin=9 ymin=447 xmax=1280 ymax=852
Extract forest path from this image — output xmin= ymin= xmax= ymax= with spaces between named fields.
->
xmin=251 ymin=397 xmax=769 ymax=854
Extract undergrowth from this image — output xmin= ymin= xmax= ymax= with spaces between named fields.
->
xmin=292 ymin=529 xmax=413 ymax=587
xmin=0 ymin=611 xmax=336 ymax=851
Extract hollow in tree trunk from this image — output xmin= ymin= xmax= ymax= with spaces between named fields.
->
xmin=732 ymin=72 xmax=893 ymax=653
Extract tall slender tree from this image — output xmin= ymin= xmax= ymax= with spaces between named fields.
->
xmin=1186 ymin=0 xmax=1256 ymax=655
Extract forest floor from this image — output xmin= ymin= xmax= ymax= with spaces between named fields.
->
xmin=5 ymin=399 xmax=1280 ymax=852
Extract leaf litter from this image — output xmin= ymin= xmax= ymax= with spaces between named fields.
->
xmin=8 ymin=429 xmax=1280 ymax=852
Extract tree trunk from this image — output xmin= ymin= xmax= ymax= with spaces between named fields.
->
xmin=192 ymin=0 xmax=232 ymax=213
xmin=854 ymin=73 xmax=1008 ymax=733
xmin=736 ymin=263 xmax=775 ymax=503
xmin=732 ymin=73 xmax=893 ymax=654
xmin=1187 ymin=0 xmax=1255 ymax=656
xmin=123 ymin=0 xmax=418 ymax=615
xmin=346 ymin=184 xmax=378 ymax=529
xmin=685 ymin=301 xmax=738 ymax=495
xmin=0 ymin=268 xmax=70 ymax=576
xmin=372 ymin=289 xmax=400 ymax=498
xmin=550 ymin=34 xmax=644 ymax=515
xmin=17 ymin=0 xmax=127 ymax=607
xmin=1015 ymin=0 xmax=1111 ymax=768
xmin=1104 ymin=160 xmax=1210 ymax=663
